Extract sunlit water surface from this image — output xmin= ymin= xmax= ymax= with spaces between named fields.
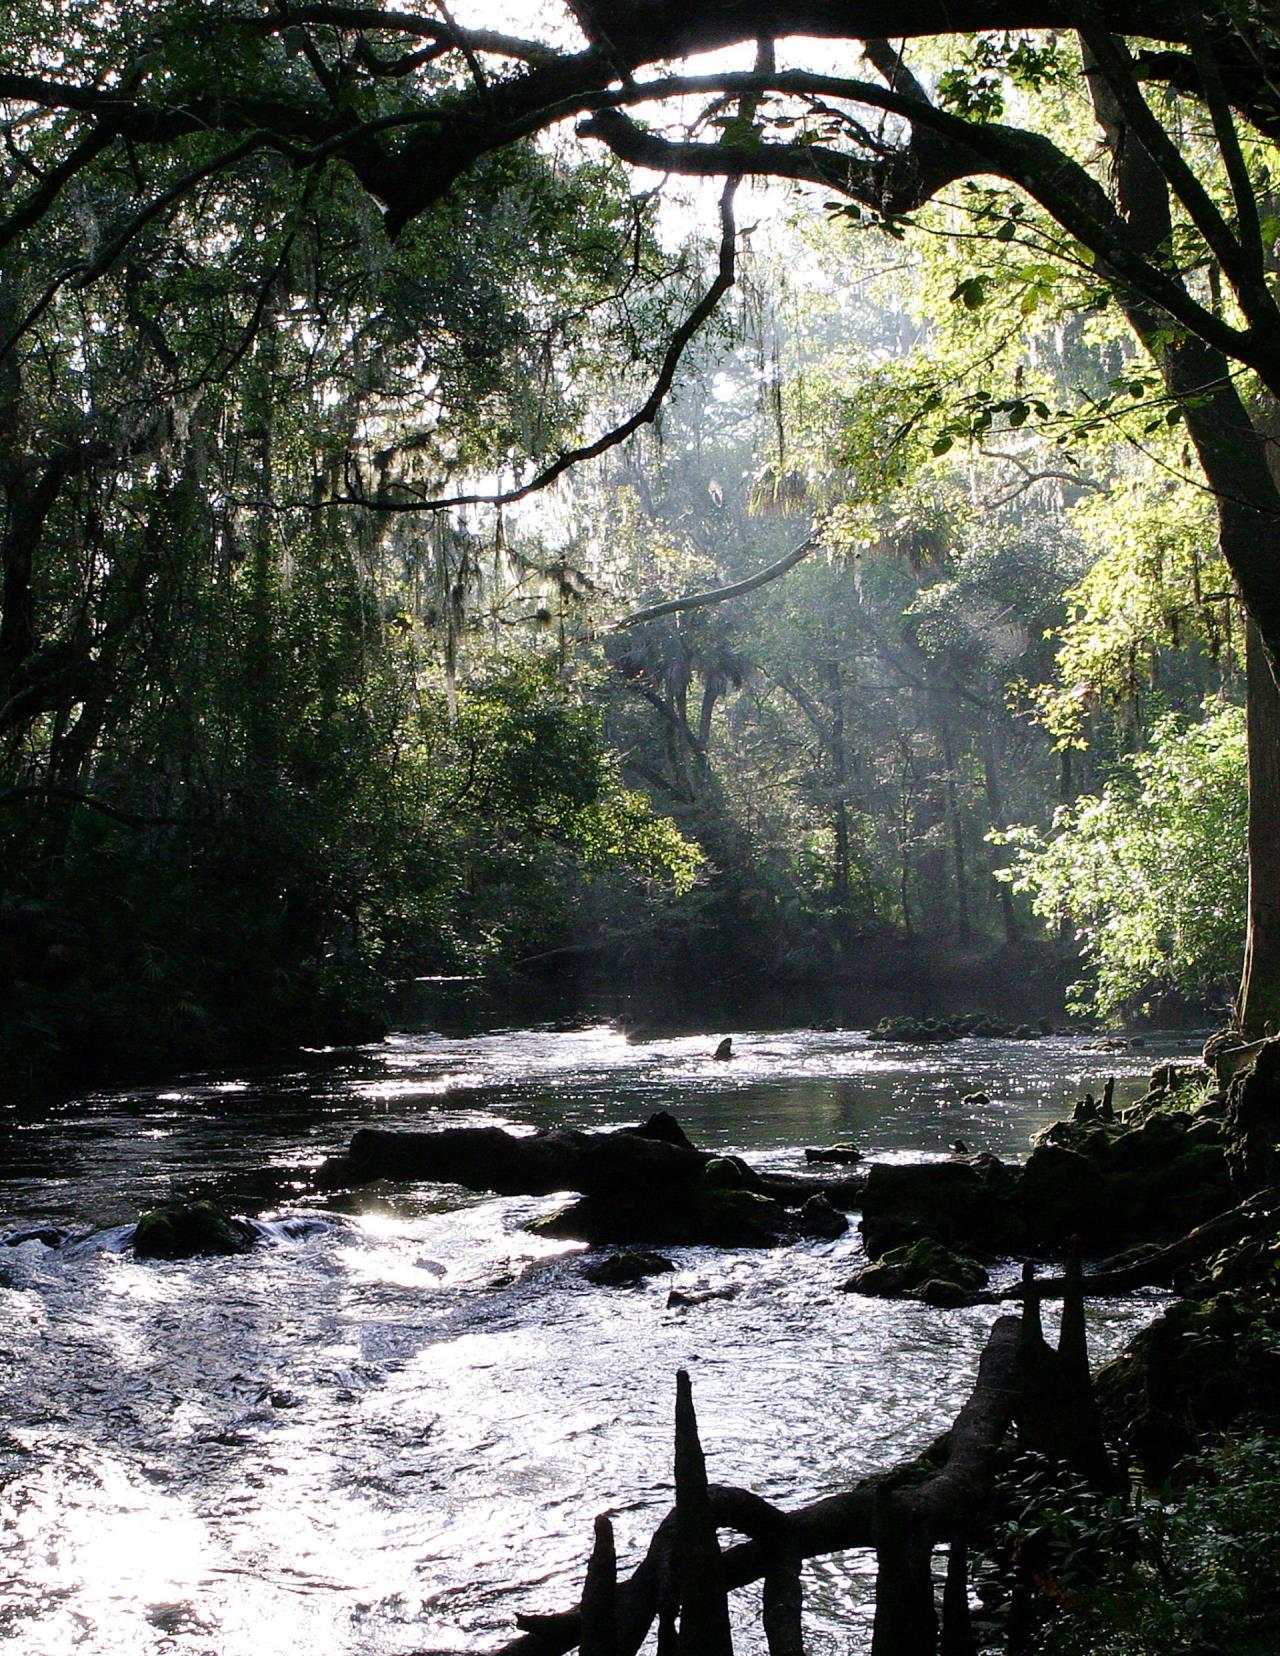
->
xmin=0 ymin=1024 xmax=1196 ymax=1655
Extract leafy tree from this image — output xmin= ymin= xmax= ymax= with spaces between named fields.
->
xmin=5 ymin=0 xmax=1280 ymax=1036
xmin=997 ymin=704 xmax=1246 ymax=1022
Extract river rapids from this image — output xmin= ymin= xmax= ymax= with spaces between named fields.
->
xmin=0 ymin=1023 xmax=1192 ymax=1655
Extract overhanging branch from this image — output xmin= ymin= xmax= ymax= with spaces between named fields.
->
xmin=322 ymin=178 xmax=740 ymax=515
xmin=613 ymin=533 xmax=820 ymax=630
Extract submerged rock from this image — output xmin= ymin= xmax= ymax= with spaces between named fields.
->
xmin=804 ymin=1143 xmax=862 ymax=1165
xmin=3 ymin=1226 xmax=67 ymax=1248
xmin=583 ymin=1250 xmax=675 ymax=1287
xmin=667 ymin=1281 xmax=742 ymax=1309
xmin=132 ymin=1200 xmax=256 ymax=1259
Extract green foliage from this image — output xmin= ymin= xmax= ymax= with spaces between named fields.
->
xmin=997 ymin=704 xmax=1246 ymax=1020
xmin=0 ymin=647 xmax=698 ymax=1084
xmin=935 ymin=31 xmax=1075 ymax=121
xmin=1030 ymin=480 xmax=1228 ymax=746
xmin=994 ymin=1438 xmax=1280 ymax=1654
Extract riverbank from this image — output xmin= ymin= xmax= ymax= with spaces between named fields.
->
xmin=2 ymin=930 xmax=1089 ymax=1106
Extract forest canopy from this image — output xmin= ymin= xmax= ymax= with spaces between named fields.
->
xmin=1 ymin=0 xmax=1273 ymax=1082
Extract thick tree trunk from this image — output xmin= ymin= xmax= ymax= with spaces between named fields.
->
xmin=822 ymin=626 xmax=854 ymax=914
xmin=1083 ymin=44 xmax=1280 ymax=1033
xmin=0 ymin=467 xmax=65 ymax=735
xmin=1239 ymin=618 xmax=1280 ymax=1036
xmin=935 ymin=702 xmax=970 ymax=945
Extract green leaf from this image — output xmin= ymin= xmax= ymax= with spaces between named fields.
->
xmin=951 ymin=275 xmax=987 ymax=310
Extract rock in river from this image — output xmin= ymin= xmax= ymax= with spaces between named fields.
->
xmin=583 ymin=1250 xmax=675 ymax=1287
xmin=132 ymin=1200 xmax=256 ymax=1259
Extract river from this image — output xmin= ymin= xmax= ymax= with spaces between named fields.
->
xmin=0 ymin=1022 xmax=1194 ymax=1656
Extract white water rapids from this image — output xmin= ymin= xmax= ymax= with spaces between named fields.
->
xmin=0 ymin=1024 xmax=1192 ymax=1655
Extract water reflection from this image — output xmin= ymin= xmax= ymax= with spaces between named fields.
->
xmin=0 ymin=1025 xmax=1194 ymax=1654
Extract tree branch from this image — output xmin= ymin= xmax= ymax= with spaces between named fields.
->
xmin=231 ymin=3 xmax=558 ymax=65
xmin=0 ymin=124 xmax=116 ymax=256
xmin=1072 ymin=6 xmax=1273 ymax=322
xmin=569 ymin=67 xmax=1280 ymax=387
xmin=323 ymin=178 xmax=740 ymax=514
xmin=613 ymin=534 xmax=820 ymax=630
xmin=0 ymin=785 xmax=189 ymax=829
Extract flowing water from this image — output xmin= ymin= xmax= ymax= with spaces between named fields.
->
xmin=0 ymin=1023 xmax=1196 ymax=1656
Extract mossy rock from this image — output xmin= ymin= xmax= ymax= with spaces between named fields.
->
xmin=1018 ymin=1118 xmax=1231 ymax=1251
xmin=843 ymin=1239 xmax=988 ymax=1299
xmin=1015 ymin=1144 xmax=1111 ymax=1248
xmin=797 ymin=1192 xmax=849 ymax=1239
xmin=1226 ymin=1039 xmax=1280 ymax=1187
xmin=859 ymin=1155 xmax=1016 ymax=1258
xmin=133 ymin=1200 xmax=255 ymax=1259
xmin=702 ymin=1156 xmax=747 ymax=1192
xmin=918 ymin=1278 xmax=977 ymax=1308
xmin=1095 ymin=1290 xmax=1280 ymax=1478
xmin=526 ymin=1204 xmax=583 ymax=1239
xmin=867 ymin=1016 xmax=960 ymax=1045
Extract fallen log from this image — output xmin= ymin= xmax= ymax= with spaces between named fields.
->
xmin=499 ymin=1257 xmax=1115 ymax=1656
xmin=499 ymin=1316 xmax=1027 ymax=1656
xmin=315 ymin=1116 xmax=863 ymax=1246
xmin=969 ymin=1185 xmax=1280 ymax=1304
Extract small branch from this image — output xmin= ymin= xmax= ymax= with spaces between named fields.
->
xmin=0 ymin=124 xmax=115 ymax=256
xmin=979 ymin=453 xmax=1107 ymax=509
xmin=1176 ymin=0 xmax=1267 ymax=291
xmin=236 ymin=5 xmax=557 ymax=65
xmin=0 ymin=784 xmax=188 ymax=829
xmin=1073 ymin=7 xmax=1270 ymax=319
xmin=70 ymin=135 xmax=272 ymax=290
xmin=428 ymin=0 xmax=493 ymax=111
xmin=614 ymin=534 xmax=819 ymax=630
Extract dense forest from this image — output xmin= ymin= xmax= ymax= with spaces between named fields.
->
xmin=4 ymin=5 xmax=1280 ymax=1655
xmin=0 ymin=2 xmax=1265 ymax=1090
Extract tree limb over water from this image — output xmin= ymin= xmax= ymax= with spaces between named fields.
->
xmin=613 ymin=534 xmax=821 ymax=630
